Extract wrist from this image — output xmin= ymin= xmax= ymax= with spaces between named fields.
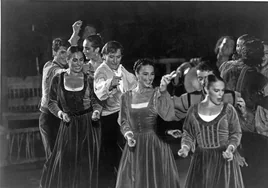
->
xmin=57 ymin=110 xmax=63 ymax=118
xmin=124 ymin=131 xmax=134 ymax=139
xmin=227 ymin=145 xmax=235 ymax=153
xmin=182 ymin=145 xmax=190 ymax=152
xmin=159 ymin=86 xmax=167 ymax=93
xmin=72 ymin=30 xmax=80 ymax=35
xmin=93 ymin=110 xmax=100 ymax=114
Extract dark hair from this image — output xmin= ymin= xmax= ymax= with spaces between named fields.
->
xmin=101 ymin=41 xmax=124 ymax=55
xmin=79 ymin=19 xmax=103 ymax=38
xmin=195 ymin=61 xmax=213 ymax=72
xmin=52 ymin=38 xmax=66 ymax=52
xmin=205 ymin=74 xmax=225 ymax=89
xmin=133 ymin=58 xmax=155 ymax=73
xmin=241 ymin=39 xmax=264 ymax=67
xmin=85 ymin=34 xmax=103 ymax=51
xmin=67 ymin=46 xmax=85 ymax=60
xmin=262 ymin=40 xmax=268 ymax=46
xmin=232 ymin=34 xmax=256 ymax=60
xmin=80 ymin=24 xmax=97 ymax=40
xmin=214 ymin=36 xmax=235 ymax=55
xmin=237 ymin=34 xmax=255 ymax=43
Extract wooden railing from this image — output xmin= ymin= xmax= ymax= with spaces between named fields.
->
xmin=1 ymin=76 xmax=44 ymax=166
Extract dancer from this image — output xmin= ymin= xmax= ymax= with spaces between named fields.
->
xmin=178 ymin=74 xmax=245 ymax=188
xmin=116 ymin=58 xmax=180 ymax=188
xmin=39 ymin=38 xmax=68 ymax=159
xmin=40 ymin=46 xmax=102 ymax=188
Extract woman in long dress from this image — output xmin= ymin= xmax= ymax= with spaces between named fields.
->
xmin=116 ymin=58 xmax=180 ymax=188
xmin=39 ymin=46 xmax=102 ymax=188
xmin=178 ymin=74 xmax=245 ymax=188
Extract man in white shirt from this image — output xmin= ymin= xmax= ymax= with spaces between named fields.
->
xmin=94 ymin=41 xmax=137 ymax=184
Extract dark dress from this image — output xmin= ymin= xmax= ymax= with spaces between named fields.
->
xmin=40 ymin=72 xmax=102 ymax=188
xmin=116 ymin=89 xmax=180 ymax=188
xmin=182 ymin=103 xmax=245 ymax=188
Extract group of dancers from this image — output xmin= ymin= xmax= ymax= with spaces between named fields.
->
xmin=38 ymin=20 xmax=268 ymax=188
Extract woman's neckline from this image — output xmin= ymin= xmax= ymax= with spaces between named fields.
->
xmin=62 ymin=72 xmax=86 ymax=92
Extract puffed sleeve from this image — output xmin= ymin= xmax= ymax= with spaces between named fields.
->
xmin=118 ymin=92 xmax=133 ymax=138
xmin=48 ymin=74 xmax=61 ymax=118
xmin=181 ymin=106 xmax=196 ymax=152
xmin=94 ymin=68 xmax=115 ymax=101
xmin=172 ymin=94 xmax=191 ymax=121
xmin=155 ymin=88 xmax=176 ymax=121
xmin=226 ymin=104 xmax=242 ymax=151
xmin=88 ymin=77 xmax=103 ymax=113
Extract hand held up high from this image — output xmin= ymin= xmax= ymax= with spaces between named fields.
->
xmin=159 ymin=71 xmax=177 ymax=92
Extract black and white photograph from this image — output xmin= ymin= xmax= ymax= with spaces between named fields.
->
xmin=1 ymin=0 xmax=268 ymax=188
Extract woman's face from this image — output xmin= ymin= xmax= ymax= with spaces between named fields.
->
xmin=68 ymin=52 xmax=84 ymax=73
xmin=136 ymin=65 xmax=155 ymax=88
xmin=83 ymin=40 xmax=99 ymax=60
xmin=219 ymin=38 xmax=235 ymax=57
xmin=262 ymin=44 xmax=268 ymax=67
xmin=206 ymin=80 xmax=225 ymax=105
xmin=236 ymin=39 xmax=244 ymax=55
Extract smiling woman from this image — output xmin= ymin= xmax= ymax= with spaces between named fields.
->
xmin=39 ymin=46 xmax=103 ymax=188
xmin=116 ymin=58 xmax=181 ymax=188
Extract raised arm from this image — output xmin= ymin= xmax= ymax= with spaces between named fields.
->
xmin=172 ymin=94 xmax=192 ymax=121
xmin=155 ymin=89 xmax=176 ymax=121
xmin=68 ymin=20 xmax=82 ymax=46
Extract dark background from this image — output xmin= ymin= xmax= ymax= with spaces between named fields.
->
xmin=2 ymin=0 xmax=268 ymax=77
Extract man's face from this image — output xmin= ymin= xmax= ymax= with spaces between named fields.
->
xmin=55 ymin=46 xmax=67 ymax=65
xmin=196 ymin=70 xmax=214 ymax=88
xmin=103 ymin=49 xmax=122 ymax=70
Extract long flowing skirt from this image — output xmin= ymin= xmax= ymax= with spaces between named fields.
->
xmin=116 ymin=131 xmax=180 ymax=188
xmin=185 ymin=147 xmax=244 ymax=188
xmin=40 ymin=112 xmax=101 ymax=188
xmin=240 ymin=131 xmax=268 ymax=187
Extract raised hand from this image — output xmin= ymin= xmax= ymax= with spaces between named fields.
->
xmin=160 ymin=71 xmax=177 ymax=92
xmin=72 ymin=20 xmax=82 ymax=33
